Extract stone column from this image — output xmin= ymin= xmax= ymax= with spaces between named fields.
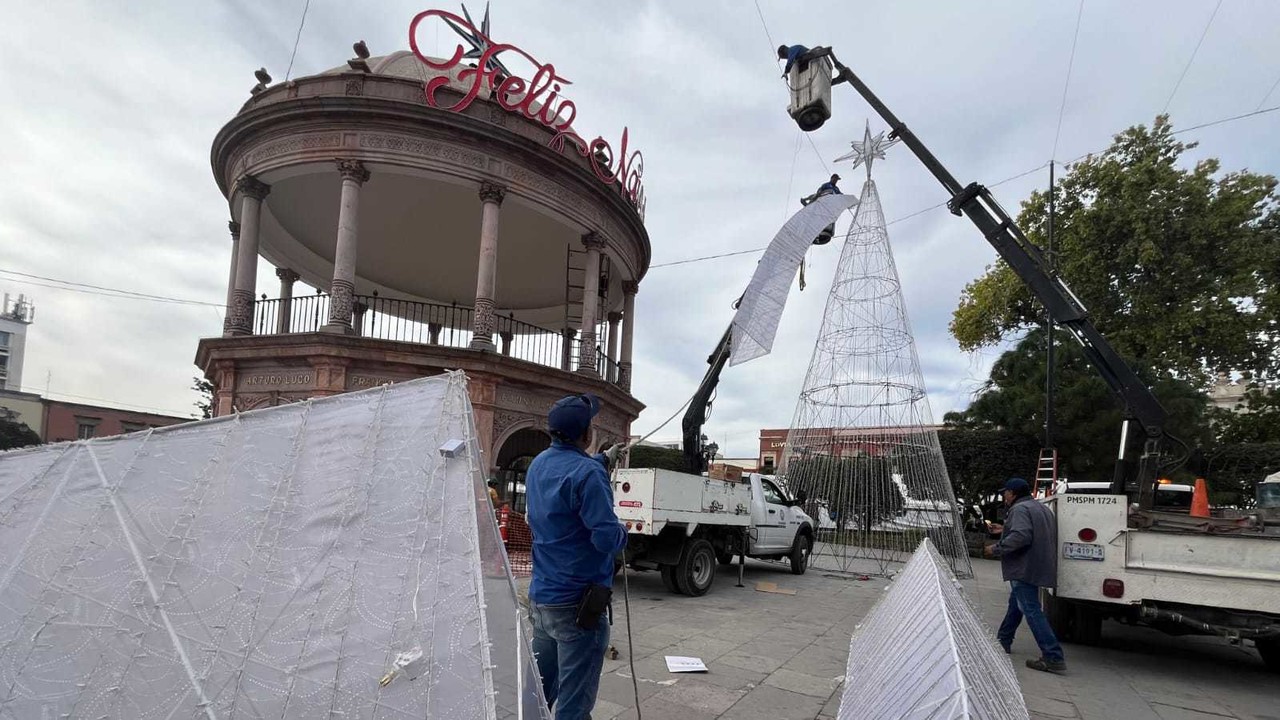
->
xmin=323 ymin=159 xmax=369 ymax=334
xmin=227 ymin=178 xmax=270 ymax=336
xmin=499 ymin=330 xmax=513 ymax=356
xmin=275 ymin=268 xmax=300 ymax=334
xmin=223 ymin=221 xmax=241 ymax=333
xmin=561 ymin=327 xmax=576 ymax=371
xmin=470 ymin=182 xmax=506 ymax=350
xmin=606 ymin=312 xmax=622 ymax=382
xmin=576 ymin=232 xmax=606 ymax=375
xmin=619 ymin=280 xmax=638 ymax=391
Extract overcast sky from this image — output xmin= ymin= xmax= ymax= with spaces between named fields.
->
xmin=3 ymin=1 xmax=1279 ymax=457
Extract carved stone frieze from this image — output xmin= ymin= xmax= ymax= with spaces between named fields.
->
xmin=358 ymin=133 xmax=486 ymax=169
xmin=246 ymin=134 xmax=343 ymax=166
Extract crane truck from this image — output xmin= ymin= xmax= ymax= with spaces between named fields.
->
xmin=751 ymin=47 xmax=1280 ymax=669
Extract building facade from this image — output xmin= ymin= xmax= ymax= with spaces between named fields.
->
xmin=0 ymin=389 xmax=187 ymax=444
xmin=758 ymin=425 xmax=947 ymax=474
xmin=0 ymin=295 xmax=34 ymax=391
xmin=196 ymin=31 xmax=649 ymax=509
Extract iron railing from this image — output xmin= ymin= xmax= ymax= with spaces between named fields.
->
xmin=251 ymin=292 xmax=626 ymax=386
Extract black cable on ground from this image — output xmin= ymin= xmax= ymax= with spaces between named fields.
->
xmin=621 ymin=563 xmax=642 ymax=719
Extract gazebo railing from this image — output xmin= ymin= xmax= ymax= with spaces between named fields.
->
xmin=251 ymin=292 xmax=621 ymax=384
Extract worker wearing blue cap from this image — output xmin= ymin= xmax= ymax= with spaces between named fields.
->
xmin=526 ymin=393 xmax=627 ymax=719
xmin=986 ymin=477 xmax=1066 ymax=674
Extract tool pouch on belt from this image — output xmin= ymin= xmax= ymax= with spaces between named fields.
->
xmin=575 ymin=583 xmax=612 ymax=630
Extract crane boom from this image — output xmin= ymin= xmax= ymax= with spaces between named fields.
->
xmin=824 ymin=51 xmax=1169 ymax=509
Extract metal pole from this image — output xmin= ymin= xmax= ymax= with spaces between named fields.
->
xmin=1046 ymin=161 xmax=1056 ymax=452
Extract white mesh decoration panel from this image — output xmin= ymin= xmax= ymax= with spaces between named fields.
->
xmin=837 ymin=539 xmax=1029 ymax=720
xmin=0 ymin=372 xmax=550 ymax=720
xmin=731 ymin=192 xmax=860 ymax=366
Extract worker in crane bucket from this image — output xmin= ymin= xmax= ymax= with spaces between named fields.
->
xmin=801 ymin=173 xmax=842 ymax=245
xmin=986 ymin=477 xmax=1067 ymax=674
xmin=526 ymin=393 xmax=627 ymax=719
xmin=777 ymin=44 xmax=832 ymax=76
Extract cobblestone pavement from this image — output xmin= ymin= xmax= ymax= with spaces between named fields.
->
xmin=519 ymin=557 xmax=1278 ymax=719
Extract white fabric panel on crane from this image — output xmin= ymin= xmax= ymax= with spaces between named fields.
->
xmin=730 ymin=193 xmax=859 ymax=366
xmin=0 ymin=372 xmax=550 ymax=720
xmin=837 ymin=539 xmax=1029 ymax=720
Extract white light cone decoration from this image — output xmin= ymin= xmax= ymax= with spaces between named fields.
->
xmin=781 ymin=132 xmax=972 ymax=578
xmin=0 ymin=373 xmax=549 ymax=720
xmin=731 ymin=192 xmax=859 ymax=365
xmin=837 ymin=539 xmax=1029 ymax=720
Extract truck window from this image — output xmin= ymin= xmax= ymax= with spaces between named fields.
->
xmin=1153 ymin=488 xmax=1193 ymax=511
xmin=761 ymin=479 xmax=786 ymax=505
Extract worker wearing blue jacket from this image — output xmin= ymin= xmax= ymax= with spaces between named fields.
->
xmin=526 ymin=393 xmax=627 ymax=719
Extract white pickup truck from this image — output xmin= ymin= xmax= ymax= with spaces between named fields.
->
xmin=1045 ymin=486 xmax=1280 ymax=670
xmin=612 ymin=469 xmax=816 ymax=596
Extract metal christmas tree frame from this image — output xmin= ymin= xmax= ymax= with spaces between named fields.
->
xmin=782 ymin=125 xmax=972 ymax=579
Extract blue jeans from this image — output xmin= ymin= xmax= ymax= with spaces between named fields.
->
xmin=530 ymin=600 xmax=610 ymax=720
xmin=998 ymin=580 xmax=1065 ymax=663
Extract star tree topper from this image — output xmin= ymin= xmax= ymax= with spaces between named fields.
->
xmin=833 ymin=122 xmax=901 ymax=180
xmin=444 ymin=2 xmax=512 ymax=77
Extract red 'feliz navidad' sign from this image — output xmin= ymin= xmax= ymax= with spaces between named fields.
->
xmin=409 ymin=9 xmax=646 ymax=217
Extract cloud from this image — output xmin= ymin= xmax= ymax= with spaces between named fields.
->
xmin=3 ymin=0 xmax=1278 ymax=448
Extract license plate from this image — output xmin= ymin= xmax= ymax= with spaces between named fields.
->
xmin=1062 ymin=542 xmax=1104 ymax=561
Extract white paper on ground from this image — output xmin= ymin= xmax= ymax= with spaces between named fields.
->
xmin=664 ymin=656 xmax=709 ymax=673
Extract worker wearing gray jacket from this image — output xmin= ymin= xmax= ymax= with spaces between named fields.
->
xmin=986 ymin=477 xmax=1066 ymax=674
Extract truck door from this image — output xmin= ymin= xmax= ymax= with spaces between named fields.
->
xmin=756 ymin=477 xmax=792 ymax=551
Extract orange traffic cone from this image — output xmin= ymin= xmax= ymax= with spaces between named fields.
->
xmin=1190 ymin=478 xmax=1211 ymax=518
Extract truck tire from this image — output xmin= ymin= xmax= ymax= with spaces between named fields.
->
xmin=675 ymin=539 xmax=717 ymax=596
xmin=1256 ymin=637 xmax=1280 ymax=672
xmin=1042 ymin=589 xmax=1074 ymax=641
xmin=1072 ymin=602 xmax=1103 ymax=646
xmin=660 ymin=564 xmax=682 ymax=594
xmin=789 ymin=534 xmax=811 ymax=575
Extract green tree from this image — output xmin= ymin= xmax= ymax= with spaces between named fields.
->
xmin=192 ymin=375 xmax=214 ymax=420
xmin=1210 ymin=385 xmax=1280 ymax=444
xmin=0 ymin=416 xmax=41 ymax=450
xmin=936 ymin=428 xmax=1040 ymax=506
xmin=952 ymin=116 xmax=1280 ymax=383
xmin=1203 ymin=442 xmax=1280 ymax=508
xmin=947 ymin=329 xmax=1211 ymax=481
xmin=626 ymin=444 xmax=686 ymax=471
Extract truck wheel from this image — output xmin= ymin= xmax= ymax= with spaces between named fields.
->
xmin=660 ymin=564 xmax=682 ymax=594
xmin=1072 ymin=602 xmax=1103 ymax=646
xmin=1042 ymin=589 xmax=1074 ymax=641
xmin=675 ymin=539 xmax=717 ymax=596
xmin=789 ymin=534 xmax=811 ymax=575
xmin=1256 ymin=637 xmax=1280 ymax=672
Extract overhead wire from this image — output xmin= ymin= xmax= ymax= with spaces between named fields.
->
xmin=1162 ymin=0 xmax=1223 ymax=114
xmin=649 ymin=95 xmax=1280 ymax=273
xmin=1051 ymin=0 xmax=1085 ymax=161
xmin=1257 ymin=74 xmax=1280 ymax=112
xmin=284 ymin=0 xmax=313 ymax=82
xmin=0 ymin=269 xmax=223 ymax=308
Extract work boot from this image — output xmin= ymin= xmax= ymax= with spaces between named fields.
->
xmin=1026 ymin=657 xmax=1066 ymax=674
xmin=999 ymin=639 xmax=1011 ymax=654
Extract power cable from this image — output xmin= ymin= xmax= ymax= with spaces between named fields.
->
xmin=0 ymin=269 xmax=222 ymax=308
xmin=1257 ymin=73 xmax=1280 ymax=112
xmin=1051 ymin=0 xmax=1086 ymax=161
xmin=17 ymin=384 xmax=193 ymax=418
xmin=284 ymin=0 xmax=313 ymax=82
xmin=1162 ymin=0 xmax=1223 ymax=114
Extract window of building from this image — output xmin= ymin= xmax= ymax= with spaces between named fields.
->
xmin=75 ymin=416 xmax=101 ymax=440
xmin=0 ymin=331 xmax=9 ymax=348
xmin=120 ymin=421 xmax=147 ymax=434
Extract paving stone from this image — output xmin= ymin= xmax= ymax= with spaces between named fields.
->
xmin=717 ymin=650 xmax=787 ymax=675
xmin=657 ymin=635 xmax=742 ymax=661
xmin=1025 ymin=695 xmax=1080 ymax=719
xmin=589 ymin=697 xmax=627 ymax=720
xmin=762 ymin=667 xmax=843 ymax=698
xmin=650 ymin=678 xmax=747 ymax=715
xmin=612 ymin=697 xmax=719 ymax=720
xmin=721 ymin=684 xmax=826 ymax=720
